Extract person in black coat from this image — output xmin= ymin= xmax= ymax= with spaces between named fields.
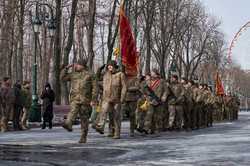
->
xmin=40 ymin=83 xmax=55 ymax=129
xmin=13 ymin=82 xmax=24 ymax=131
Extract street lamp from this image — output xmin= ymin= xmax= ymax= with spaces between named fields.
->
xmin=29 ymin=2 xmax=56 ymax=122
xmin=48 ymin=19 xmax=56 ymax=37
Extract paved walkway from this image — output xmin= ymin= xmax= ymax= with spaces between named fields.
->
xmin=0 ymin=112 xmax=249 ymax=166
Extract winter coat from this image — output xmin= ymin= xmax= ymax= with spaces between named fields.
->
xmin=41 ymin=84 xmax=55 ymax=121
xmin=102 ymin=70 xmax=127 ymax=103
xmin=61 ymin=68 xmax=97 ymax=104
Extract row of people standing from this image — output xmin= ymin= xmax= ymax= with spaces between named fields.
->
xmin=0 ymin=78 xmax=31 ymax=132
xmin=0 ymin=77 xmax=55 ymax=132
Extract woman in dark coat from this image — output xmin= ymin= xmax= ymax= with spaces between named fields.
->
xmin=40 ymin=83 xmax=55 ymax=129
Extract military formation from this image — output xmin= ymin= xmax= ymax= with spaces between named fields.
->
xmin=61 ymin=60 xmax=240 ymax=143
xmin=0 ymin=59 xmax=240 ymax=144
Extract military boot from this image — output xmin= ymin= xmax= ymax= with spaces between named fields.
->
xmin=78 ymin=136 xmax=87 ymax=143
xmin=112 ymin=135 xmax=120 ymax=139
xmin=130 ymin=130 xmax=135 ymax=137
xmin=112 ymin=129 xmax=121 ymax=139
xmin=95 ymin=125 xmax=104 ymax=134
xmin=62 ymin=122 xmax=73 ymax=132
xmin=1 ymin=119 xmax=8 ymax=132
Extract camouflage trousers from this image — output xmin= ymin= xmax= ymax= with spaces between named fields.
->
xmin=168 ymin=105 xmax=184 ymax=129
xmin=97 ymin=101 xmax=121 ymax=137
xmin=1 ymin=104 xmax=13 ymax=132
xmin=194 ymin=104 xmax=203 ymax=128
xmin=66 ymin=102 xmax=92 ymax=139
xmin=190 ymin=108 xmax=197 ymax=129
xmin=213 ymin=108 xmax=222 ymax=122
xmin=233 ymin=107 xmax=239 ymax=120
xmin=162 ymin=103 xmax=169 ymax=131
xmin=183 ymin=103 xmax=192 ymax=130
xmin=21 ymin=107 xmax=30 ymax=128
xmin=205 ymin=105 xmax=213 ymax=127
xmin=121 ymin=101 xmax=137 ymax=135
xmin=136 ymin=98 xmax=147 ymax=131
xmin=144 ymin=104 xmax=164 ymax=133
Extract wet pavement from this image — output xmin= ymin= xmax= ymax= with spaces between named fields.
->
xmin=1 ymin=112 xmax=250 ymax=166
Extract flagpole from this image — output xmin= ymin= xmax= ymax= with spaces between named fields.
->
xmin=119 ymin=0 xmax=125 ymax=68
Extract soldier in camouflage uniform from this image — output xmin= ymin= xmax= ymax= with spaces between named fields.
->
xmin=191 ymin=82 xmax=202 ymax=129
xmin=232 ymin=95 xmax=240 ymax=120
xmin=213 ymin=95 xmax=224 ymax=122
xmin=21 ymin=81 xmax=32 ymax=129
xmin=61 ymin=60 xmax=97 ymax=143
xmin=197 ymin=84 xmax=205 ymax=128
xmin=0 ymin=77 xmax=15 ymax=132
xmin=168 ymin=75 xmax=185 ymax=130
xmin=95 ymin=60 xmax=127 ymax=139
xmin=135 ymin=75 xmax=150 ymax=133
xmin=203 ymin=85 xmax=214 ymax=127
xmin=224 ymin=94 xmax=233 ymax=121
xmin=143 ymin=69 xmax=169 ymax=134
xmin=122 ymin=76 xmax=140 ymax=137
xmin=181 ymin=78 xmax=193 ymax=131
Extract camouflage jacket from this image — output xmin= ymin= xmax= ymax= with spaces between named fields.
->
xmin=125 ymin=77 xmax=140 ymax=102
xmin=183 ymin=85 xmax=194 ymax=107
xmin=144 ymin=79 xmax=169 ymax=105
xmin=102 ymin=70 xmax=127 ymax=103
xmin=22 ymin=88 xmax=32 ymax=109
xmin=0 ymin=85 xmax=15 ymax=106
xmin=203 ymin=90 xmax=215 ymax=106
xmin=61 ymin=68 xmax=97 ymax=104
xmin=168 ymin=82 xmax=185 ymax=105
xmin=191 ymin=86 xmax=203 ymax=104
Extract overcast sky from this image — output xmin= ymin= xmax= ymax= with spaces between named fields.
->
xmin=201 ymin=0 xmax=250 ymax=69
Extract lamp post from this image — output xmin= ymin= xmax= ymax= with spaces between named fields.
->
xmin=29 ymin=2 xmax=56 ymax=122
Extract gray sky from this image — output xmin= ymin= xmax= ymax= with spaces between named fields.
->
xmin=201 ymin=0 xmax=250 ymax=69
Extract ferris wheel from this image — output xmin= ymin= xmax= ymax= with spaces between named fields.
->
xmin=228 ymin=21 xmax=250 ymax=63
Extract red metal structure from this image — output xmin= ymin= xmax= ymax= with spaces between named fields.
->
xmin=228 ymin=21 xmax=250 ymax=63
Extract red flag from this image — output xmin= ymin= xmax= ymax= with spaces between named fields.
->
xmin=119 ymin=7 xmax=138 ymax=76
xmin=215 ymin=72 xmax=225 ymax=96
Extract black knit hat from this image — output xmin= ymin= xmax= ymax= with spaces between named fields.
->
xmin=76 ymin=59 xmax=88 ymax=67
xmin=107 ymin=60 xmax=118 ymax=68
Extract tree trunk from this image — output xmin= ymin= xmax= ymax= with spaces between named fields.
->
xmin=62 ymin=0 xmax=78 ymax=105
xmin=144 ymin=29 xmax=151 ymax=74
xmin=87 ymin=0 xmax=96 ymax=70
xmin=53 ymin=0 xmax=62 ymax=104
xmin=107 ymin=0 xmax=119 ymax=63
xmin=17 ymin=0 xmax=25 ymax=82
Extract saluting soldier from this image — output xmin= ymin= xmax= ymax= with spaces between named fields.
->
xmin=61 ymin=59 xmax=97 ymax=143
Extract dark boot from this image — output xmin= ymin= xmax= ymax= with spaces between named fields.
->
xmin=62 ymin=122 xmax=73 ymax=132
xmin=49 ymin=121 xmax=53 ymax=129
xmin=42 ymin=122 xmax=46 ymax=129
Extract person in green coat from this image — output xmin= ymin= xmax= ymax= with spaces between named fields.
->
xmin=21 ymin=81 xmax=32 ymax=129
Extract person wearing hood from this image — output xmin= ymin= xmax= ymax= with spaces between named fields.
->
xmin=40 ymin=83 xmax=55 ymax=129
xmin=95 ymin=60 xmax=127 ymax=139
